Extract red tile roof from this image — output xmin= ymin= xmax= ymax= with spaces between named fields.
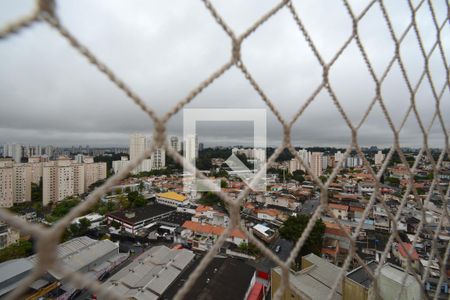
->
xmin=182 ymin=221 xmax=246 ymax=239
xmin=398 ymin=242 xmax=419 ymax=260
xmin=257 ymin=208 xmax=279 ymax=217
xmin=329 ymin=203 xmax=349 ymax=211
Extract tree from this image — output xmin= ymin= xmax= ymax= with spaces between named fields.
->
xmin=216 ymin=168 xmax=229 ymax=178
xmin=88 ymin=179 xmax=106 ymax=192
xmin=110 ymin=220 xmax=121 ymax=229
xmin=78 ymin=218 xmax=91 ymax=232
xmin=279 ymin=215 xmax=325 ymax=268
xmin=292 ymin=170 xmax=305 ymax=183
xmin=239 ymin=242 xmax=260 ymax=256
xmin=117 ymin=194 xmax=130 ymax=210
xmin=138 ymin=181 xmax=145 ymax=192
xmin=386 ymin=177 xmax=400 ymax=187
xmin=220 ymin=179 xmax=228 ymax=188
xmin=31 ymin=180 xmax=42 ymax=202
xmin=128 ymin=191 xmax=147 ymax=207
xmin=0 ymin=240 xmax=33 ymax=263
xmin=198 ymin=192 xmax=223 ymax=207
xmin=134 ymin=196 xmax=147 ymax=207
xmin=45 ymin=197 xmax=80 ymax=223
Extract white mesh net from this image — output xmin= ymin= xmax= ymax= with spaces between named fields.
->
xmin=0 ymin=0 xmax=449 ymax=299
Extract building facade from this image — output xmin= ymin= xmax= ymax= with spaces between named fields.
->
xmin=42 ymin=157 xmax=107 ymax=205
xmin=184 ymin=134 xmax=198 ymax=165
xmin=310 ymin=152 xmax=323 ymax=177
xmin=0 ymin=159 xmax=31 ymax=207
xmin=127 ymin=133 xmax=166 ymax=174
xmin=374 ymin=150 xmax=385 ymax=166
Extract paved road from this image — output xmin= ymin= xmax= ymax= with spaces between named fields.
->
xmin=250 ymin=237 xmax=293 ymax=273
xmin=300 ymin=196 xmax=320 ymax=215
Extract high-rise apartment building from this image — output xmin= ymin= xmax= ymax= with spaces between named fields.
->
xmin=289 ymin=158 xmax=300 ymax=174
xmin=310 ymin=152 xmax=323 ymax=177
xmin=3 ymin=143 xmax=22 ymax=163
xmin=151 ymin=148 xmax=165 ymax=170
xmin=112 ymin=156 xmax=130 ymax=174
xmin=42 ymin=156 xmax=107 ymax=206
xmin=43 ymin=158 xmax=83 ymax=206
xmin=129 ymin=133 xmax=150 ymax=174
xmin=253 ymin=148 xmax=266 ymax=164
xmin=322 ymin=155 xmax=328 ymax=170
xmin=28 ymin=157 xmax=44 ymax=184
xmin=0 ymin=158 xmax=31 ymax=207
xmin=298 ymin=149 xmax=310 ymax=171
xmin=13 ymin=163 xmax=31 ymax=204
xmin=374 ymin=150 xmax=385 ymax=166
xmin=0 ymin=159 xmax=14 ymax=207
xmin=184 ymin=134 xmax=198 ymax=165
xmin=288 ymin=149 xmax=310 ymax=174
xmin=334 ymin=151 xmax=344 ymax=166
xmin=83 ymin=156 xmax=107 ymax=190
xmin=127 ymin=133 xmax=166 ymax=174
xmin=170 ymin=136 xmax=181 ymax=152
xmin=44 ymin=145 xmax=54 ymax=158
xmin=345 ymin=156 xmax=362 ymax=168
xmin=130 ymin=133 xmax=147 ymax=161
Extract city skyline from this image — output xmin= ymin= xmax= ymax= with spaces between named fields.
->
xmin=0 ymin=1 xmax=448 ymax=299
xmin=1 ymin=1 xmax=448 ymax=148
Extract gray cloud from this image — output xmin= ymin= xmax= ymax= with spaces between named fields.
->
xmin=0 ymin=0 xmax=448 ymax=148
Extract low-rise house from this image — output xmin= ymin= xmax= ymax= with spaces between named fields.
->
xmin=329 ymin=203 xmax=349 ymax=220
xmin=392 ymin=242 xmax=420 ymax=271
xmin=373 ymin=204 xmax=391 ymax=232
xmin=264 ymin=195 xmax=300 ymax=211
xmin=323 ymin=222 xmax=351 ymax=265
xmin=358 ymin=182 xmax=376 ymax=195
xmin=252 ymin=223 xmax=278 ymax=243
xmin=349 ymin=206 xmax=365 ymax=221
xmin=179 ymin=220 xmax=247 ymax=251
xmin=322 ymin=238 xmax=340 ymax=264
xmin=0 ymin=223 xmax=19 ymax=249
xmin=256 ymin=208 xmax=279 ymax=221
xmin=72 ymin=213 xmax=104 ymax=229
xmin=191 ymin=205 xmax=230 ymax=227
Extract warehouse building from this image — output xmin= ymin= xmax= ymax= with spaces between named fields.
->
xmin=100 ymin=245 xmax=195 ymax=299
xmin=162 ymin=256 xmax=256 ymax=300
xmin=106 ymin=202 xmax=176 ymax=234
xmin=0 ymin=236 xmax=128 ymax=299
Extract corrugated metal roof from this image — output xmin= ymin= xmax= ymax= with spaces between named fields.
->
xmin=273 ymin=254 xmax=343 ymax=300
xmin=0 ymin=258 xmax=33 ymax=283
xmin=0 ymin=258 xmax=34 ymax=296
xmin=27 ymin=236 xmax=96 ymax=264
xmin=380 ymin=263 xmax=415 ymax=286
xmin=100 ymin=245 xmax=195 ymax=300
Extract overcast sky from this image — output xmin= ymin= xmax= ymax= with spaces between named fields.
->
xmin=0 ymin=0 xmax=448 ymax=148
